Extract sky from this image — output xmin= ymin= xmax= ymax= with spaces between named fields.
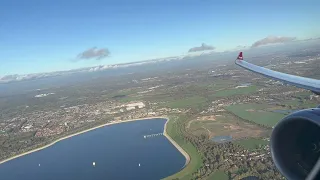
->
xmin=0 ymin=0 xmax=320 ymax=76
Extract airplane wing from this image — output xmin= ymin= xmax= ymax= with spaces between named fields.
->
xmin=235 ymin=52 xmax=320 ymax=95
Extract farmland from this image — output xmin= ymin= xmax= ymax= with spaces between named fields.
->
xmin=235 ymin=138 xmax=270 ymax=150
xmin=225 ymin=103 xmax=286 ymax=127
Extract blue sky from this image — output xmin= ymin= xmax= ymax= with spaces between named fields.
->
xmin=0 ymin=0 xmax=319 ymax=75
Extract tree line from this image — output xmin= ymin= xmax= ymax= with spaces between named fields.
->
xmin=172 ymin=114 xmax=283 ymax=180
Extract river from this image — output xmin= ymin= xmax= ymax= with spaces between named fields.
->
xmin=0 ymin=118 xmax=185 ymax=180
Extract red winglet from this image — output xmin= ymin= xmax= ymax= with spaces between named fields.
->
xmin=237 ymin=52 xmax=243 ymax=60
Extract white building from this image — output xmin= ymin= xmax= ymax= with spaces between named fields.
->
xmin=126 ymin=102 xmax=145 ymax=109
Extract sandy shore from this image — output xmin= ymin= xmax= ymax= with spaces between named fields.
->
xmin=0 ymin=116 xmax=190 ymax=167
xmin=163 ymin=119 xmax=191 ymax=167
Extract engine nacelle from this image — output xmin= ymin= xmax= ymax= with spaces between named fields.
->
xmin=271 ymin=108 xmax=320 ymax=180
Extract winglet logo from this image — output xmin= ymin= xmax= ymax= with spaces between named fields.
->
xmin=237 ymin=52 xmax=243 ymax=60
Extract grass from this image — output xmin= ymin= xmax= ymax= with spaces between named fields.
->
xmin=103 ymin=88 xmax=140 ymax=99
xmin=206 ymin=170 xmax=228 ymax=180
xmin=188 ymin=113 xmax=265 ymax=141
xmin=162 ymin=96 xmax=207 ymax=109
xmin=235 ymin=138 xmax=269 ymax=150
xmin=190 ymin=115 xmax=236 ymax=136
xmin=163 ymin=116 xmax=203 ymax=180
xmin=282 ymin=99 xmax=301 ymax=106
xmin=118 ymin=96 xmax=143 ymax=103
xmin=196 ymin=80 xmax=235 ymax=91
xmin=280 ymin=91 xmax=317 ymax=109
xmin=225 ymin=103 xmax=285 ymax=127
xmin=102 ymin=88 xmax=146 ymax=103
xmin=294 ymin=91 xmax=313 ymax=99
xmin=281 ymin=99 xmax=318 ymax=109
xmin=211 ymin=86 xmax=258 ymax=98
xmin=300 ymin=102 xmax=319 ymax=108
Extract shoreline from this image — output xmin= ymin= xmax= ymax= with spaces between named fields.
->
xmin=163 ymin=119 xmax=190 ymax=167
xmin=0 ymin=116 xmax=190 ymax=168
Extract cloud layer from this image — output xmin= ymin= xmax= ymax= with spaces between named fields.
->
xmin=252 ymin=36 xmax=296 ymax=48
xmin=188 ymin=43 xmax=215 ymax=52
xmin=77 ymin=47 xmax=110 ymax=60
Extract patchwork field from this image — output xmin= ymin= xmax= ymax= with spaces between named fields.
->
xmin=162 ymin=96 xmax=208 ymax=109
xmin=206 ymin=170 xmax=228 ymax=180
xmin=225 ymin=103 xmax=286 ymax=127
xmin=234 ymin=138 xmax=270 ymax=150
xmin=211 ymin=85 xmax=259 ymax=98
xmin=188 ymin=113 xmax=266 ymax=140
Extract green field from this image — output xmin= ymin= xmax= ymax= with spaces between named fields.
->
xmin=163 ymin=96 xmax=208 ymax=109
xmin=106 ymin=88 xmax=138 ymax=97
xmin=211 ymin=86 xmax=258 ymax=97
xmin=294 ymin=91 xmax=313 ymax=99
xmin=300 ymin=102 xmax=318 ymax=108
xmin=118 ymin=96 xmax=144 ymax=103
xmin=102 ymin=88 xmax=144 ymax=103
xmin=235 ymin=138 xmax=269 ymax=150
xmin=188 ymin=113 xmax=264 ymax=140
xmin=197 ymin=80 xmax=236 ymax=91
xmin=206 ymin=170 xmax=228 ymax=180
xmin=281 ymin=99 xmax=318 ymax=109
xmin=280 ymin=91 xmax=318 ymax=109
xmin=225 ymin=103 xmax=285 ymax=127
xmin=163 ymin=116 xmax=203 ymax=180
xmin=282 ymin=99 xmax=301 ymax=106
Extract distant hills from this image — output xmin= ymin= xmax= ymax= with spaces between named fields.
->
xmin=1 ymin=38 xmax=319 ymax=84
xmin=0 ymin=51 xmax=216 ymax=84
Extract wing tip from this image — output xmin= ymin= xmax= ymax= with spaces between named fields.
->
xmin=237 ymin=52 xmax=243 ymax=60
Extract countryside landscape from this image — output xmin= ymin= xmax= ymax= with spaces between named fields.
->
xmin=0 ymin=39 xmax=320 ymax=179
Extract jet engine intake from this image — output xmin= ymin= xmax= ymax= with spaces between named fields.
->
xmin=271 ymin=108 xmax=320 ymax=180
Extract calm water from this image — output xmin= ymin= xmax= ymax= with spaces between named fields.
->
xmin=272 ymin=109 xmax=300 ymax=115
xmin=0 ymin=118 xmax=185 ymax=180
xmin=211 ymin=135 xmax=233 ymax=143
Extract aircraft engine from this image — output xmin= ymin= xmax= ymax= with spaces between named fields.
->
xmin=271 ymin=108 xmax=320 ymax=180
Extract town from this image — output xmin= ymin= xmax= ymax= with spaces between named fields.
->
xmin=0 ymin=42 xmax=320 ymax=180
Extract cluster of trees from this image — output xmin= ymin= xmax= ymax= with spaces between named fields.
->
xmin=175 ymin=114 xmax=283 ymax=180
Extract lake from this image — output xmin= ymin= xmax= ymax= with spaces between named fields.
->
xmin=0 ymin=118 xmax=185 ymax=180
xmin=211 ymin=135 xmax=233 ymax=143
xmin=272 ymin=109 xmax=300 ymax=115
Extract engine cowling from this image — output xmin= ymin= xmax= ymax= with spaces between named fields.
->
xmin=271 ymin=108 xmax=320 ymax=180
